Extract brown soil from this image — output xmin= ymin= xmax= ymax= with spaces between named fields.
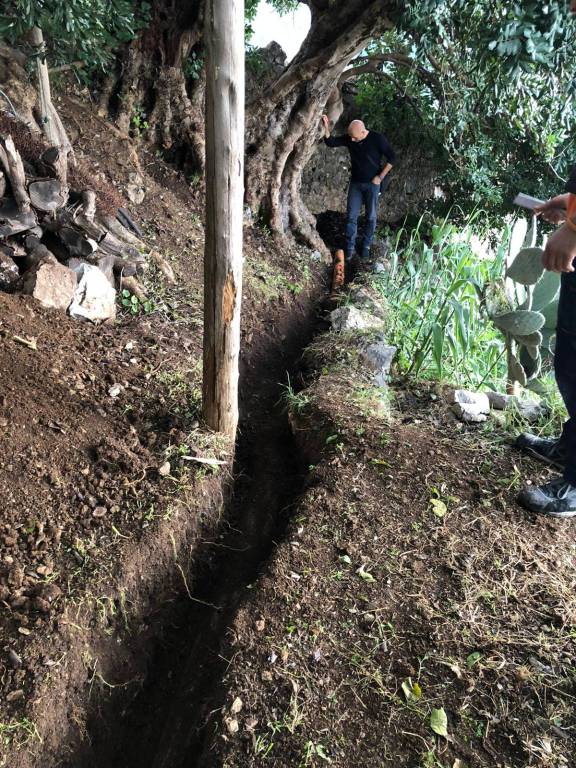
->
xmin=3 ymin=80 xmax=574 ymax=768
xmin=192 ymin=327 xmax=576 ymax=768
xmin=0 ymin=85 xmax=325 ymax=767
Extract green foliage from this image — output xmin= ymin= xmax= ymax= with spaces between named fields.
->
xmin=183 ymin=51 xmax=204 ymax=81
xmin=375 ymin=213 xmax=508 ymax=389
xmin=492 ymin=309 xmax=545 ymax=336
xmin=488 ymin=217 xmax=558 ymax=391
xmin=121 ymin=289 xmax=154 ymax=315
xmin=245 ymin=47 xmax=269 ymax=76
xmin=130 ymin=107 xmax=149 ymax=137
xmin=355 ymin=2 xmax=576 ymax=219
xmin=505 ymin=248 xmax=545 ymax=285
xmin=245 ymin=0 xmax=261 ymax=41
xmin=0 ymin=0 xmax=149 ymax=70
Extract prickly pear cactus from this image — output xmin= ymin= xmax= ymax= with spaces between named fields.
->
xmin=490 ymin=216 xmax=559 ymax=393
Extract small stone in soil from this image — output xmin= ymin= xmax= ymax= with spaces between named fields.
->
xmin=92 ymin=506 xmax=107 ymax=518
xmin=224 ymin=717 xmax=239 ymax=735
xmin=158 ymin=462 xmax=171 ymax=477
xmin=8 ymin=649 xmax=22 ymax=668
xmin=230 ymin=697 xmax=243 ymax=714
xmin=245 ymin=717 xmax=258 ymax=732
xmin=6 ymin=689 xmax=24 ymax=702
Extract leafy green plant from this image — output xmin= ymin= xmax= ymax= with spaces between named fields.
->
xmin=356 ymin=3 xmax=576 ymax=219
xmin=183 ymin=51 xmax=204 ymax=81
xmin=0 ymin=0 xmax=150 ymax=71
xmin=121 ymin=289 xmax=154 ymax=315
xmin=130 ymin=107 xmax=149 ymax=137
xmin=487 ymin=216 xmax=559 ymax=394
xmin=280 ymin=375 xmax=311 ymax=414
xmin=376 ymin=212 xmax=507 ymax=389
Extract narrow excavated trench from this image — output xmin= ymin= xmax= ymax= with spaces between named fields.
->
xmin=72 ymin=279 xmax=331 ymax=768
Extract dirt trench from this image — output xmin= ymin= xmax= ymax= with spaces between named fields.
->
xmin=67 ymin=282 xmax=330 ymax=768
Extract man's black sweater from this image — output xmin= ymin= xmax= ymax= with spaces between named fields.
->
xmin=324 ymin=131 xmax=395 ymax=183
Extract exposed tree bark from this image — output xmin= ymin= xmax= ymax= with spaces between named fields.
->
xmin=80 ymin=190 xmax=97 ymax=221
xmin=29 ymin=27 xmax=73 ymax=157
xmin=0 ymin=42 xmax=39 ymax=132
xmin=105 ymin=0 xmax=206 ymax=173
xmin=0 ymin=135 xmax=31 ymax=212
xmin=244 ymin=0 xmax=403 ymax=252
xmin=202 ymin=0 xmax=244 ymax=439
xmin=339 ymin=53 xmax=441 ymax=96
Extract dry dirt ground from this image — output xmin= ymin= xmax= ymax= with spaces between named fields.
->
xmin=0 ymin=86 xmax=324 ymax=766
xmin=198 ymin=310 xmax=576 ymax=768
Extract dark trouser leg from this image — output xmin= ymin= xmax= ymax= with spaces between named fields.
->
xmin=345 ymin=182 xmax=362 ymax=257
xmin=359 ymin=183 xmax=379 ymax=254
xmin=555 ymin=272 xmax=576 ymax=482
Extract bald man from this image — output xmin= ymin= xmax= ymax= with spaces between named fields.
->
xmin=322 ymin=115 xmax=395 ymax=261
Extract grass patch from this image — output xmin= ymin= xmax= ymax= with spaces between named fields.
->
xmin=0 ymin=718 xmax=41 ymax=758
xmin=243 ymin=252 xmax=312 ymax=304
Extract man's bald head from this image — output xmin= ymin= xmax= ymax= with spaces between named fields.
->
xmin=348 ymin=120 xmax=368 ymax=142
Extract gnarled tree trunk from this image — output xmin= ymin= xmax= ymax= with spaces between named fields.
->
xmin=102 ymin=0 xmax=206 ymax=173
xmin=244 ymin=0 xmax=402 ymax=252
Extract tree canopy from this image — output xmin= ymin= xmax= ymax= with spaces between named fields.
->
xmin=347 ymin=1 xmax=576 ymax=217
xmin=0 ymin=0 xmax=149 ymax=69
xmin=2 ymin=0 xmax=575 ymax=222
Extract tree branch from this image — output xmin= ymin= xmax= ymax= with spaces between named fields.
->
xmin=339 ymin=53 xmax=442 ymax=100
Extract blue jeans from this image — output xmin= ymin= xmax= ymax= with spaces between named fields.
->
xmin=345 ymin=181 xmax=379 ymax=256
xmin=555 ymin=271 xmax=576 ymax=482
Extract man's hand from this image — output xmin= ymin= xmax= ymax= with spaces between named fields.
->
xmin=321 ymin=114 xmax=330 ymax=138
xmin=542 ymin=223 xmax=576 ymax=273
xmin=534 ymin=193 xmax=570 ymax=224
xmin=371 ymin=176 xmax=381 ymax=186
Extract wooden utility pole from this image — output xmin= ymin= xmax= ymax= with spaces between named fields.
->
xmin=202 ymin=0 xmax=245 ymax=438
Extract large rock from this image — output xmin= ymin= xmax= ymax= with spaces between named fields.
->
xmin=487 ymin=391 xmax=546 ymax=422
xmin=69 ymin=263 xmax=116 ymax=322
xmin=330 ymin=305 xmax=384 ymax=332
xmin=20 ymin=262 xmax=76 ymax=310
xmin=487 ymin=391 xmax=513 ymax=410
xmin=360 ymin=340 xmax=397 ymax=386
xmin=348 ymin=285 xmax=386 ymax=320
xmin=97 ymin=255 xmax=116 ymax=285
xmin=246 ymin=41 xmax=287 ymax=96
xmin=370 ymin=238 xmax=389 ymax=262
xmin=516 ymin=400 xmax=546 ymax=423
xmin=0 ymin=248 xmax=19 ymax=289
xmin=451 ymin=389 xmax=490 ymax=423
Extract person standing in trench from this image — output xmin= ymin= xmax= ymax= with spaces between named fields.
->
xmin=322 ymin=114 xmax=395 ymax=263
